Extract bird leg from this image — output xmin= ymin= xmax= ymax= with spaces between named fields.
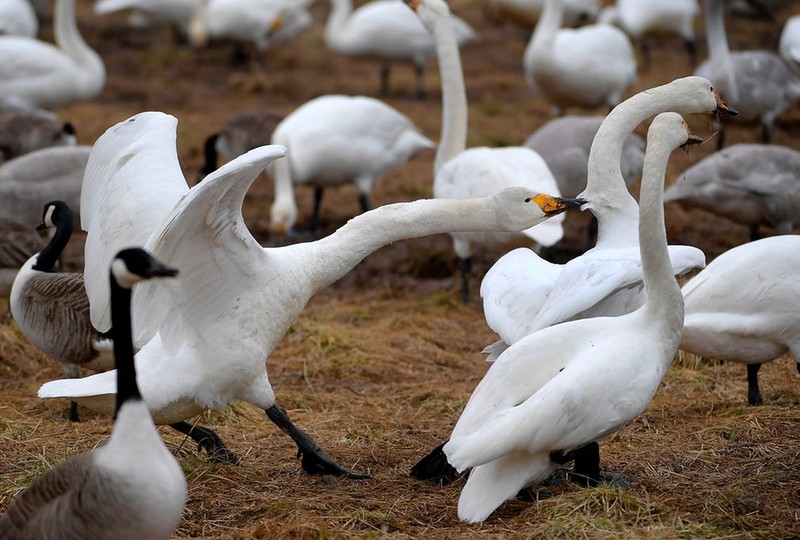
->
xmin=685 ymin=38 xmax=697 ymax=66
xmin=415 ymin=63 xmax=426 ymax=100
xmin=358 ymin=193 xmax=370 ymax=214
xmin=170 ymin=421 xmax=240 ymax=465
xmin=761 ymin=122 xmax=772 ymax=144
xmin=309 ymin=186 xmax=324 ymax=234
xmin=409 ymin=441 xmax=461 ymax=485
xmin=380 ymin=61 xmax=391 ymax=97
xmin=265 ymin=404 xmax=370 ymax=479
xmin=459 ymin=257 xmax=472 ymax=302
xmin=550 ymin=442 xmax=601 ymax=487
xmin=747 ymin=363 xmax=764 ymax=406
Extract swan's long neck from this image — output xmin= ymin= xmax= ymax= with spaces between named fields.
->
xmin=325 ymin=0 xmax=353 ymax=48
xmin=298 ymin=197 xmax=509 ymax=291
xmin=33 ymin=217 xmax=72 ymax=273
xmin=55 ymin=0 xmax=104 ymax=75
xmin=270 ymin=134 xmax=298 ymax=226
xmin=109 ymin=278 xmax=141 ymax=416
xmin=639 ymin=136 xmax=683 ymax=326
xmin=525 ymin=0 xmax=562 ymax=62
xmin=430 ymin=5 xmax=468 ymax=173
xmin=704 ymin=0 xmax=737 ymax=99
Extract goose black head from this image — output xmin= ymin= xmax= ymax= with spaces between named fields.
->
xmin=37 ymin=200 xmax=74 ymax=232
xmin=111 ymin=248 xmax=179 ymax=290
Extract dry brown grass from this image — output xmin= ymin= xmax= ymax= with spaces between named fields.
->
xmin=2 ymin=0 xmax=800 ymax=538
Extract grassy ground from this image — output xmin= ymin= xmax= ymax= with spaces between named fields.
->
xmin=1 ymin=0 xmax=799 ymax=538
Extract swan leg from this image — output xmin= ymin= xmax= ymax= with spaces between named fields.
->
xmin=415 ymin=63 xmax=426 ymax=100
xmin=170 ymin=421 xmax=240 ymax=465
xmin=265 ymin=404 xmax=370 ymax=479
xmin=685 ymin=38 xmax=697 ymax=66
xmin=459 ymin=257 xmax=472 ymax=302
xmin=550 ymin=442 xmax=601 ymax=487
xmin=410 ymin=440 xmax=461 ymax=485
xmin=380 ymin=62 xmax=391 ymax=97
xmin=309 ymin=187 xmax=324 ymax=233
xmin=747 ymin=363 xmax=764 ymax=406
xmin=749 ymin=224 xmax=761 ymax=242
xmin=358 ymin=193 xmax=370 ymax=214
xmin=761 ymin=122 xmax=771 ymax=144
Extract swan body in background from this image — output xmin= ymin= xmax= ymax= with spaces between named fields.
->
xmin=780 ymin=14 xmax=800 ymax=73
xmin=94 ymin=0 xmax=202 ymax=36
xmin=39 ymin=111 xmax=577 ymax=478
xmin=524 ymin=0 xmax=637 ymax=114
xmin=694 ymin=0 xmax=800 ymax=145
xmin=442 ymin=112 xmax=697 ymax=523
xmin=200 ymin=110 xmax=283 ymax=178
xmin=10 ymin=201 xmax=113 ymax=421
xmin=489 ymin=0 xmax=600 ymax=28
xmin=664 ymin=144 xmax=800 ymax=240
xmin=0 ymin=0 xmax=38 ymax=37
xmin=680 ymin=236 xmax=800 ymax=405
xmin=0 ymin=145 xmax=91 ymax=228
xmin=325 ymin=0 xmax=476 ymax=99
xmin=2 ymin=248 xmax=185 ymax=540
xmin=407 ymin=0 xmax=579 ymax=301
xmin=270 ymin=94 xmax=435 ymax=235
xmin=0 ymin=0 xmax=106 ymax=109
xmin=524 ymin=115 xmax=645 ymax=198
xmin=599 ymin=0 xmax=699 ymax=66
xmin=0 ymin=111 xmax=76 ymax=164
xmin=0 ymin=217 xmax=43 ymax=296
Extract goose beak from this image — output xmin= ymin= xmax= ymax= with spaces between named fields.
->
xmin=532 ymin=194 xmax=587 ymax=216
xmin=35 ymin=222 xmax=47 ymax=232
xmin=146 ymin=261 xmax=179 ymax=279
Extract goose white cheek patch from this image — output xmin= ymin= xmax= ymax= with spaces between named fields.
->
xmin=111 ymin=259 xmax=144 ymax=289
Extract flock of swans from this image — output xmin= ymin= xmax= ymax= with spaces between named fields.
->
xmin=0 ymin=0 xmax=799 ymax=534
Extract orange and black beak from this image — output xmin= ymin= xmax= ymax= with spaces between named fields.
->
xmin=531 ymin=194 xmax=587 ymax=216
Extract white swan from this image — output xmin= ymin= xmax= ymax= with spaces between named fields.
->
xmin=664 ymin=144 xmax=800 ymax=241
xmin=0 ymin=0 xmax=38 ymax=37
xmin=38 ymin=111 xmax=579 ymax=477
xmin=11 ymin=201 xmax=113 ymax=422
xmin=780 ymin=14 xmax=800 ymax=74
xmin=0 ymin=145 xmax=91 ymax=228
xmin=325 ymin=0 xmax=476 ymax=99
xmin=0 ymin=0 xmax=105 ymax=110
xmin=489 ymin=0 xmax=600 ymax=28
xmin=443 ymin=112 xmax=697 ymax=523
xmin=694 ymin=0 xmax=800 ymax=146
xmin=524 ymin=0 xmax=637 ymax=114
xmin=598 ymin=0 xmax=699 ymax=66
xmin=94 ymin=0 xmax=202 ymax=37
xmin=2 ymin=248 xmax=185 ymax=540
xmin=680 ymin=235 xmax=800 ymax=406
xmin=269 ymin=94 xmax=435 ymax=235
xmin=0 ymin=111 xmax=75 ymax=164
xmin=406 ymin=0 xmax=577 ymax=301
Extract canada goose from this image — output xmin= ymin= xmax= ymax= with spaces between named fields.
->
xmin=524 ymin=0 xmax=637 ymax=114
xmin=1 ymin=248 xmax=186 ymax=540
xmin=598 ymin=0 xmax=699 ymax=66
xmin=0 ymin=0 xmax=105 ymax=110
xmin=39 ymin=111 xmax=581 ymax=478
xmin=0 ymin=0 xmax=38 ymax=37
xmin=269 ymin=94 xmax=435 ymax=235
xmin=200 ymin=109 xmax=283 ymax=179
xmin=0 ymin=111 xmax=76 ymax=164
xmin=0 ymin=145 xmax=91 ymax=229
xmin=0 ymin=217 xmax=44 ymax=296
xmin=442 ymin=112 xmax=699 ymax=523
xmin=10 ymin=201 xmax=113 ymax=422
xmin=664 ymin=144 xmax=800 ymax=241
xmin=406 ymin=0 xmax=570 ymax=301
xmin=324 ymin=0 xmax=476 ymax=99
xmin=411 ymin=76 xmax=736 ymax=483
xmin=680 ymin=235 xmax=800 ymax=405
xmin=694 ymin=0 xmax=800 ymax=146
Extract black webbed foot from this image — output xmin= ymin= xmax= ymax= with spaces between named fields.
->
xmin=170 ymin=421 xmax=240 ymax=465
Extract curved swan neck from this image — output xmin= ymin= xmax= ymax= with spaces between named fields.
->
xmin=527 ymin=0 xmax=562 ymax=56
xmin=325 ymin=0 xmax=353 ymax=47
xmin=300 ymin=197 xmax=506 ymax=290
xmin=639 ymin=133 xmax=683 ymax=323
xmin=431 ymin=5 xmax=468 ymax=173
xmin=704 ymin=0 xmax=737 ymax=97
xmin=109 ymin=278 xmax=141 ymax=415
xmin=55 ymin=0 xmax=99 ymax=67
xmin=270 ymin=151 xmax=298 ymax=224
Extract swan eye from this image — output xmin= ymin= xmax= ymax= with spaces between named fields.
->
xmin=524 ymin=197 xmax=531 ymax=203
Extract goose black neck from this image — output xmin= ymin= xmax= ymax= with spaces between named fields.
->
xmin=33 ymin=213 xmax=73 ymax=272
xmin=200 ymin=133 xmax=219 ymax=177
xmin=110 ymin=276 xmax=141 ymax=415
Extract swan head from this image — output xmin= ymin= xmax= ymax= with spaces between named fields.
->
xmin=493 ymin=187 xmax=586 ymax=231
xmin=648 ymin=112 xmax=704 ymax=152
xmin=403 ymin=0 xmax=450 ymax=29
xmin=270 ymin=198 xmax=298 ymax=241
xmin=111 ymin=248 xmax=178 ymax=290
xmin=665 ymin=77 xmax=737 ymax=118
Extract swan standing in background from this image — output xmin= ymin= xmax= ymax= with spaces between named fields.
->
xmin=11 ymin=201 xmax=113 ymax=422
xmin=0 ymin=0 xmax=38 ymax=37
xmin=406 ymin=0 xmax=574 ymax=301
xmin=664 ymin=144 xmax=800 ymax=241
xmin=524 ymin=0 xmax=637 ymax=115
xmin=780 ymin=14 xmax=800 ymax=74
xmin=270 ymin=94 xmax=435 ymax=235
xmin=598 ymin=0 xmax=699 ymax=66
xmin=38 ymin=112 xmax=580 ymax=478
xmin=0 ymin=145 xmax=91 ymax=228
xmin=2 ymin=248 xmax=185 ymax=540
xmin=0 ymin=111 xmax=75 ymax=164
xmin=0 ymin=218 xmax=43 ymax=296
xmin=442 ymin=113 xmax=699 ymax=523
xmin=200 ymin=110 xmax=283 ymax=178
xmin=411 ymin=76 xmax=733 ymax=483
xmin=0 ymin=0 xmax=105 ymax=110
xmin=680 ymin=236 xmax=800 ymax=406
xmin=324 ymin=0 xmax=476 ymax=99
xmin=694 ymin=0 xmax=800 ymax=147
